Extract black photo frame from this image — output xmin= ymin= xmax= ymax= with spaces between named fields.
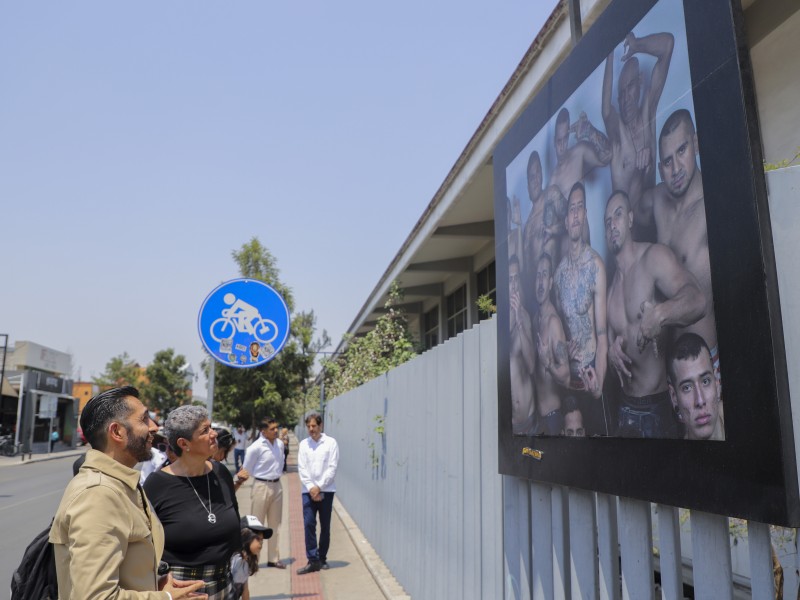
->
xmin=493 ymin=0 xmax=799 ymax=524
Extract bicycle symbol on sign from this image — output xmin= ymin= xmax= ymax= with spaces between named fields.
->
xmin=209 ymin=293 xmax=279 ymax=344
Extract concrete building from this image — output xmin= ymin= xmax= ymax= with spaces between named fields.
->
xmin=2 ymin=341 xmax=76 ymax=451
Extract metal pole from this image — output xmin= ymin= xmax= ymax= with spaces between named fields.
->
xmin=207 ymin=359 xmax=215 ymax=419
xmin=12 ymin=373 xmax=23 ymax=448
xmin=319 ymin=374 xmax=325 ymax=426
xmin=0 ymin=334 xmax=8 ymax=407
xmin=568 ymin=0 xmax=583 ymax=45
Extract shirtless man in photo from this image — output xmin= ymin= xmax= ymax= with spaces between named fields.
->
xmin=603 ymin=31 xmax=674 ymax=241
xmin=509 ymin=255 xmax=536 ymax=435
xmin=554 ymin=182 xmax=609 ymax=435
xmin=533 ymin=253 xmax=570 ymax=435
xmin=522 ymin=151 xmax=567 ymax=311
xmin=667 ymin=332 xmax=725 ymax=441
xmin=645 ymin=109 xmax=720 ymax=387
xmin=549 ymin=107 xmax=612 ymax=209
xmin=604 ymin=190 xmax=705 ymax=437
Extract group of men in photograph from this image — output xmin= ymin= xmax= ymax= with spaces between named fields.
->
xmin=509 ymin=28 xmax=724 ymax=441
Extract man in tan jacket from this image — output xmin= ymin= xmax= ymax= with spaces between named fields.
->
xmin=50 ymin=386 xmax=206 ymax=599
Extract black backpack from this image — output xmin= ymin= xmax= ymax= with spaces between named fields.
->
xmin=10 ymin=522 xmax=58 ymax=600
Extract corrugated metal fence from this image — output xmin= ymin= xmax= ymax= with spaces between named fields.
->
xmin=325 ymin=316 xmax=787 ymax=599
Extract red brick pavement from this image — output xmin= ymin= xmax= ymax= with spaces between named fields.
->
xmin=288 ymin=469 xmax=324 ymax=598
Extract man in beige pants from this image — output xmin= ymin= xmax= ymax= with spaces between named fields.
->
xmin=243 ymin=418 xmax=286 ymax=568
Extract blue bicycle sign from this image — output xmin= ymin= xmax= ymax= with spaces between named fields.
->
xmin=198 ymin=279 xmax=290 ymax=368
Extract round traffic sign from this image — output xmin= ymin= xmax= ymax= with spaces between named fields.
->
xmin=198 ymin=278 xmax=290 ymax=368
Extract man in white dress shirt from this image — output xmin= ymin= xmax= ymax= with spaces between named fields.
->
xmin=297 ymin=413 xmax=339 ymax=574
xmin=242 ymin=418 xmax=286 ymax=568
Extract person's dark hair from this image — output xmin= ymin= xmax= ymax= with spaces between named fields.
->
xmin=527 ymin=150 xmax=541 ymax=174
xmin=667 ymin=332 xmax=712 ymax=385
xmin=538 ymin=252 xmax=553 ymax=276
xmin=562 ymin=395 xmax=581 ymax=417
xmin=305 ymin=413 xmax=322 ymax=426
xmin=568 ymin=181 xmax=585 ymax=203
xmin=164 ymin=405 xmax=208 ymax=457
xmin=214 ymin=427 xmax=234 ymax=454
xmin=659 ymin=108 xmax=695 ymax=152
xmin=259 ymin=418 xmax=277 ymax=430
xmin=556 ymin=107 xmax=570 ymax=129
xmin=80 ymin=386 xmax=139 ymax=451
xmin=241 ymin=528 xmax=261 ymax=575
xmin=606 ymin=189 xmax=632 ymax=213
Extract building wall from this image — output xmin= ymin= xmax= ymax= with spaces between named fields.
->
xmin=750 ymin=7 xmax=800 ymax=165
xmin=72 ymin=381 xmax=99 ymax=413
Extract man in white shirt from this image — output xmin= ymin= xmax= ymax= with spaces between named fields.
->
xmin=233 ymin=424 xmax=248 ymax=472
xmin=242 ymin=418 xmax=286 ymax=568
xmin=297 ymin=413 xmax=339 ymax=574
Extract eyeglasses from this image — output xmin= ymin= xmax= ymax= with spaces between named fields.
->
xmin=156 ymin=442 xmax=168 ymax=453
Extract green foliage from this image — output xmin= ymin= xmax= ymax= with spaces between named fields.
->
xmin=476 ymin=294 xmax=497 ymax=317
xmin=209 ymin=237 xmax=328 ymax=429
xmin=140 ymin=349 xmax=192 ymax=414
xmin=764 ymin=147 xmax=800 ymax=172
xmin=373 ymin=414 xmax=385 ymax=435
xmin=93 ymin=352 xmax=143 ymax=388
xmin=323 ymin=281 xmax=417 ymax=399
xmin=232 ymin=238 xmax=294 ymax=312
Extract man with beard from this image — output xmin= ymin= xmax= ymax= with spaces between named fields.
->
xmin=533 ymin=253 xmax=570 ymax=435
xmin=667 ymin=332 xmax=725 ymax=441
xmin=522 ymin=151 xmax=567 ymax=311
xmin=554 ymin=182 xmax=609 ymax=435
xmin=549 ymin=108 xmax=611 ymax=212
xmin=50 ymin=386 xmax=206 ymax=599
xmin=509 ymin=255 xmax=536 ymax=435
xmin=647 ymin=109 xmax=720 ymax=390
xmin=603 ymin=31 xmax=674 ymax=240
xmin=604 ymin=190 xmax=705 ymax=438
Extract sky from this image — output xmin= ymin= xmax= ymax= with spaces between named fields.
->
xmin=0 ymin=0 xmax=559 ymax=395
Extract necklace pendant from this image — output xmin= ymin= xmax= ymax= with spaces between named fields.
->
xmin=208 ymin=513 xmax=217 ymax=524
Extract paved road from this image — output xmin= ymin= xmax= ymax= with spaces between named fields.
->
xmin=0 ymin=455 xmax=75 ymax=594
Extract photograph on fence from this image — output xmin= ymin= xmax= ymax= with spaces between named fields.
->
xmin=494 ymin=0 xmax=800 ymax=524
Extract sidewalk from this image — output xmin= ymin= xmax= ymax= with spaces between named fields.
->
xmin=237 ymin=434 xmax=410 ymax=600
xmin=0 ymin=444 xmax=85 ymax=468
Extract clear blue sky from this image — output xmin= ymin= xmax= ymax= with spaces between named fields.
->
xmin=0 ymin=0 xmax=558 ymax=394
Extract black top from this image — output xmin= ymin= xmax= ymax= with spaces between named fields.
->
xmin=144 ymin=461 xmax=240 ymax=567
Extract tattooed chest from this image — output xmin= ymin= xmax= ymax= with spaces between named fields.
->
xmin=557 ymin=265 xmax=595 ymax=318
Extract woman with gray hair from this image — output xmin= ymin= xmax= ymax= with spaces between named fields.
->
xmin=143 ymin=406 xmax=241 ymax=599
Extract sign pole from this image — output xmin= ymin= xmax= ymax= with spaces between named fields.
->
xmin=207 ymin=359 xmax=215 ymax=420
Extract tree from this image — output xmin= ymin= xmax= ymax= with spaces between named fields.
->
xmin=323 ymin=281 xmax=417 ymax=399
xmin=140 ymin=349 xmax=192 ymax=415
xmin=93 ymin=352 xmax=143 ymax=388
xmin=208 ymin=237 xmax=327 ymax=429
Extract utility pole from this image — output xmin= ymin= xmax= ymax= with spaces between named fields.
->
xmin=0 ymin=334 xmax=8 ymax=403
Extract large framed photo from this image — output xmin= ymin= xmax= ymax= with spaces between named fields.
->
xmin=494 ymin=0 xmax=800 ymax=524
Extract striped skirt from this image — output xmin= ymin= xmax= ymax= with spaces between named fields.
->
xmin=171 ymin=563 xmax=234 ymax=600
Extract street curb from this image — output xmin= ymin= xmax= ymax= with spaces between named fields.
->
xmin=333 ymin=496 xmax=411 ymax=600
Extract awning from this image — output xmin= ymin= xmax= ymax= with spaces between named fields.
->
xmin=1 ymin=377 xmax=18 ymax=398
